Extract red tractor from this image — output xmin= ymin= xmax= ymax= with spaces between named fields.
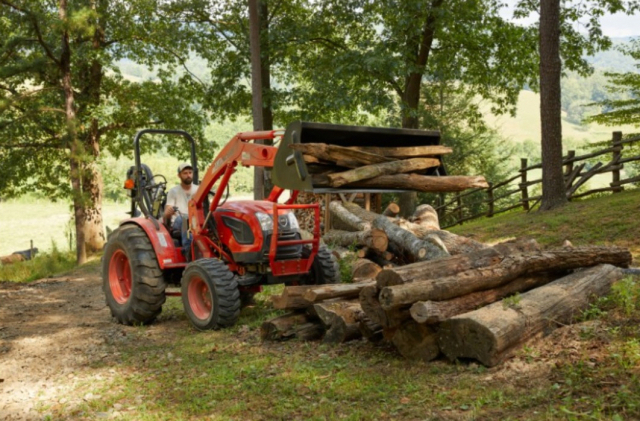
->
xmin=102 ymin=122 xmax=443 ymax=330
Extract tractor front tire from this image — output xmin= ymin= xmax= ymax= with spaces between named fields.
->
xmin=102 ymin=224 xmax=166 ymax=325
xmin=298 ymin=245 xmax=340 ymax=285
xmin=181 ymin=259 xmax=241 ymax=330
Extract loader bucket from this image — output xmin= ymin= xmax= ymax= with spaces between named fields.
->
xmin=272 ymin=121 xmax=445 ymax=192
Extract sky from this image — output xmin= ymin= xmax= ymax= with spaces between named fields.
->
xmin=500 ymin=2 xmax=640 ymax=38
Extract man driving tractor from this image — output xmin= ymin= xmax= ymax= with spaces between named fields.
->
xmin=164 ymin=163 xmax=198 ymax=254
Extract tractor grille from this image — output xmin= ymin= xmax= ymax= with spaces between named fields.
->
xmin=264 ymin=230 xmax=302 ymax=260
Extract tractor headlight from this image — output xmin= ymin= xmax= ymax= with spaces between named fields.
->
xmin=280 ymin=212 xmax=300 ymax=230
xmin=255 ymin=212 xmax=273 ymax=232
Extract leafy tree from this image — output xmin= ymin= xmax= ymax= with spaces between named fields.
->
xmin=513 ymin=0 xmax=639 ymax=210
xmin=587 ymin=39 xmax=640 ymax=128
xmin=0 ymin=0 xmax=206 ymax=262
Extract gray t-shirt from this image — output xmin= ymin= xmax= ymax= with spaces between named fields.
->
xmin=166 ymin=184 xmax=198 ymax=222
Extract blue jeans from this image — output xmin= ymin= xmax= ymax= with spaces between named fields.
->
xmin=172 ymin=215 xmax=192 ymax=253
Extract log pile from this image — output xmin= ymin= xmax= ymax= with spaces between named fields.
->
xmin=261 ymin=202 xmax=633 ymax=366
xmin=290 ymin=142 xmax=489 ymax=192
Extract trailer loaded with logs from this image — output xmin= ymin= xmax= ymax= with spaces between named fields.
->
xmin=261 ymin=201 xmax=634 ymax=367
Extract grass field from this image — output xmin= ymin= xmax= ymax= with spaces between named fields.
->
xmin=30 ymin=189 xmax=640 ymax=420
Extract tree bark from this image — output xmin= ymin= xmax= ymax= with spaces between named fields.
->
xmin=249 ymin=0 xmax=265 ymax=199
xmin=376 ymin=246 xmax=506 ymax=288
xmin=289 ymin=143 xmax=392 ymax=167
xmin=82 ymin=126 xmax=105 ymax=253
xmin=348 ymin=174 xmax=489 ymax=192
xmin=372 ymin=216 xmax=449 ymax=262
xmin=323 ymin=229 xmax=388 ymax=253
xmin=410 ymin=273 xmax=557 ymax=324
xmin=325 ymin=158 xmax=440 ymax=187
xmin=303 ymin=281 xmax=375 ymax=303
xmin=391 ymin=320 xmax=440 ymax=362
xmin=344 ymin=145 xmax=452 ymax=158
xmin=358 ymin=284 xmax=410 ymax=329
xmin=539 ymin=0 xmax=567 ymax=210
xmin=411 ymin=204 xmax=440 ymax=229
xmin=393 ymin=219 xmax=490 ymax=255
xmin=329 ymin=201 xmax=371 ymax=231
xmin=260 ymin=312 xmax=325 ymax=341
xmin=60 ymin=0 xmax=86 ymax=264
xmin=437 ymin=264 xmax=625 ymax=366
xmin=358 ymin=313 xmax=384 ymax=342
xmin=379 ymin=246 xmax=632 ymax=310
xmin=270 ymin=285 xmax=315 ymax=310
xmin=314 ymin=300 xmax=363 ymax=344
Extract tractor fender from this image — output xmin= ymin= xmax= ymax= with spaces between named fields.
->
xmin=119 ymin=218 xmax=185 ymax=269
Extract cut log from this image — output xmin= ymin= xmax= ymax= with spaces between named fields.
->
xmin=379 ymin=246 xmax=632 ymax=310
xmin=323 ymin=229 xmax=388 ymax=253
xmin=331 ymin=247 xmax=357 ymax=264
xmin=329 ymin=201 xmax=371 ymax=231
xmin=348 ymin=174 xmax=490 ymax=192
xmin=372 ymin=216 xmax=449 ymax=262
xmin=270 ymin=286 xmax=315 ymax=310
xmin=260 ymin=312 xmax=325 ymax=341
xmin=289 ymin=143 xmax=392 ymax=167
xmin=492 ymin=237 xmax=541 ymax=255
xmin=411 ymin=204 xmax=440 ymax=230
xmin=410 ymin=273 xmax=557 ymax=324
xmin=314 ymin=300 xmax=364 ymax=344
xmin=0 ymin=254 xmax=26 ymax=265
xmin=358 ymin=313 xmax=384 ymax=342
xmin=438 ymin=264 xmax=626 ymax=367
xmin=344 ymin=145 xmax=453 ymax=158
xmin=366 ymin=250 xmax=396 ymax=268
xmin=376 ymin=246 xmax=506 ymax=288
xmin=303 ymin=280 xmax=376 ymax=302
xmin=352 ymin=258 xmax=382 ymax=280
xmin=358 ymin=284 xmax=410 ymax=328
xmin=392 ymin=320 xmax=440 ymax=362
xmin=382 ymin=202 xmax=400 ymax=217
xmin=325 ymin=158 xmax=440 ymax=187
xmin=393 ymin=220 xmax=489 ymax=255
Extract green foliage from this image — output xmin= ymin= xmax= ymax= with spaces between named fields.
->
xmin=502 ymin=293 xmax=522 ymax=310
xmin=609 ymin=276 xmax=640 ymax=317
xmin=587 ymin=39 xmax=640 ymax=128
xmin=0 ymin=244 xmax=76 ymax=283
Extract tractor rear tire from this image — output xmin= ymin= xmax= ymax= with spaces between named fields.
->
xmin=298 ymin=245 xmax=340 ymax=285
xmin=102 ymin=224 xmax=166 ymax=325
xmin=181 ymin=258 xmax=241 ymax=330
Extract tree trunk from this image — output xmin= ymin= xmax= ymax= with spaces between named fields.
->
xmin=411 ymin=204 xmax=440 ymax=229
xmin=249 ymin=0 xmax=265 ymax=199
xmin=393 ymin=219 xmax=490 ymax=255
xmin=379 ymin=246 xmax=632 ymax=310
xmin=344 ymin=145 xmax=452 ymax=158
xmin=347 ymin=174 xmax=489 ymax=192
xmin=82 ymin=124 xmax=105 ymax=253
xmin=325 ymin=158 xmax=440 ymax=187
xmin=303 ymin=281 xmax=376 ymax=303
xmin=358 ymin=313 xmax=384 ymax=342
xmin=323 ymin=229 xmax=388 ymax=253
xmin=539 ymin=0 xmax=567 ymax=210
xmin=410 ymin=273 xmax=557 ymax=324
xmin=377 ymin=247 xmax=507 ymax=288
xmin=328 ymin=201 xmax=371 ymax=231
xmin=391 ymin=320 xmax=440 ymax=362
xmin=358 ymin=284 xmax=410 ymax=329
xmin=314 ymin=300 xmax=363 ymax=344
xmin=352 ymin=258 xmax=382 ymax=280
xmin=437 ymin=264 xmax=625 ymax=366
xmin=270 ymin=285 xmax=315 ymax=310
xmin=289 ymin=143 xmax=391 ymax=167
xmin=382 ymin=202 xmax=400 ymax=217
xmin=260 ymin=312 xmax=324 ymax=341
xmin=60 ymin=0 xmax=86 ymax=264
xmin=372 ymin=216 xmax=449 ymax=262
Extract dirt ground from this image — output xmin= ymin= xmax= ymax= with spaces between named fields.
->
xmin=0 ymin=263 xmax=159 ymax=420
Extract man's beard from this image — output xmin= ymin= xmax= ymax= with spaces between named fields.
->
xmin=182 ymin=177 xmax=193 ymax=185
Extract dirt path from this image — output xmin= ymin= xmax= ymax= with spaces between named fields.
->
xmin=0 ymin=264 xmax=139 ymax=420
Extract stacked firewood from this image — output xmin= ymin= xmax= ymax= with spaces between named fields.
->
xmin=262 ymin=202 xmax=633 ymax=367
xmin=290 ymin=143 xmax=489 ymax=192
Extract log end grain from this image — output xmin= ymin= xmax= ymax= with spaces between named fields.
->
xmin=392 ymin=321 xmax=440 ymax=362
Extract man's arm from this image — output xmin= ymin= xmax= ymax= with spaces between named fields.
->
xmin=164 ymin=188 xmax=177 ymax=221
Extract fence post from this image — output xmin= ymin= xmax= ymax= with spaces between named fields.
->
xmin=456 ymin=193 xmax=463 ymax=225
xmin=436 ymin=193 xmax=445 ymax=220
xmin=487 ymin=182 xmax=494 ymax=217
xmin=520 ymin=158 xmax=530 ymax=211
xmin=612 ymin=131 xmax=623 ymax=193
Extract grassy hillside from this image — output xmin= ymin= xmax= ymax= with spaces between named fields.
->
xmin=450 ymin=188 xmax=640 ymax=262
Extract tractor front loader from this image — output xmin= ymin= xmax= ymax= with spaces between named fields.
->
xmin=102 ymin=122 xmax=444 ymax=330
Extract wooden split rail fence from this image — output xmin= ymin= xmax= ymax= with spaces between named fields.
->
xmin=437 ymin=131 xmax=640 ymax=228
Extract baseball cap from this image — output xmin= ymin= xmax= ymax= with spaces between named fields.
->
xmin=178 ymin=163 xmax=193 ymax=173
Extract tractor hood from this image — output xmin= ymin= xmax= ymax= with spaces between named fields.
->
xmin=217 ymin=200 xmax=289 ymax=216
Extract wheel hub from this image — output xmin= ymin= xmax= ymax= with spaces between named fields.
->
xmin=109 ymin=249 xmax=132 ymax=304
xmin=188 ymin=276 xmax=212 ymax=320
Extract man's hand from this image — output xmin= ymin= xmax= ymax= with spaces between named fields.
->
xmin=164 ymin=205 xmax=178 ymax=220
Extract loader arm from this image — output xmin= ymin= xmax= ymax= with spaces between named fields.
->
xmin=188 ymin=130 xmax=283 ymax=239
